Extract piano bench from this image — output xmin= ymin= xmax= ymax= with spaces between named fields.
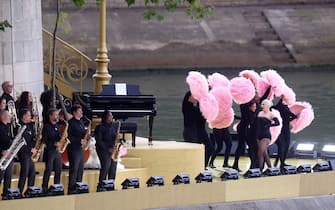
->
xmin=120 ymin=122 xmax=138 ymax=147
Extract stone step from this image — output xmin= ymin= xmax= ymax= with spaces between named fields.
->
xmin=260 ymin=40 xmax=283 ymax=47
xmin=270 ymin=53 xmax=295 ymax=62
xmin=256 ymin=32 xmax=279 ymax=40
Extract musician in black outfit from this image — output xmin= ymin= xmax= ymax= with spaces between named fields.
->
xmin=182 ymin=91 xmax=214 ymax=168
xmin=1 ymin=81 xmax=14 ymax=107
xmin=95 ymin=110 xmax=117 ymax=192
xmin=67 ymin=104 xmax=86 ymax=194
xmin=0 ymin=110 xmax=14 ymax=199
xmin=208 ymin=128 xmax=232 ymax=168
xmin=41 ymin=108 xmax=62 ymax=193
xmin=17 ymin=109 xmax=37 ymax=194
xmin=272 ymin=96 xmax=297 ymax=169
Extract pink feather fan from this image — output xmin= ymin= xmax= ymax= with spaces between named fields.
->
xmin=208 ymin=108 xmax=234 ymax=129
xmin=209 ymin=87 xmax=232 ymax=112
xmin=208 ymin=73 xmax=230 ymax=88
xmin=240 ymin=70 xmax=274 ymax=100
xmin=260 ymin=69 xmax=286 ymax=97
xmin=230 ymin=77 xmax=256 ymax=104
xmin=186 ymin=71 xmax=209 ymax=100
xmin=239 ymin=70 xmax=260 ymax=87
xmin=282 ymin=85 xmax=296 ymax=105
xmin=289 ymin=102 xmax=314 ymax=133
xmin=269 ymin=109 xmax=283 ymax=145
xmin=199 ymin=93 xmax=219 ymax=121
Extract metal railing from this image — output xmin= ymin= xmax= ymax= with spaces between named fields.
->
xmin=42 ymin=29 xmax=93 ymax=98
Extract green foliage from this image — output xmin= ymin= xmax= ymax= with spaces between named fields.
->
xmin=127 ymin=0 xmax=213 ymax=21
xmin=72 ymin=0 xmax=86 ymax=7
xmin=0 ymin=20 xmax=12 ymax=32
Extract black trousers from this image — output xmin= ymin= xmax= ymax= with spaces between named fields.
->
xmin=42 ymin=150 xmax=62 ymax=191
xmin=96 ymin=149 xmax=117 ymax=187
xmin=275 ymin=126 xmax=291 ymax=167
xmin=233 ymin=122 xmax=248 ymax=169
xmin=68 ymin=147 xmax=84 ymax=192
xmin=0 ymin=160 xmax=13 ymax=195
xmin=246 ymin=126 xmax=258 ymax=169
xmin=18 ymin=153 xmax=36 ymax=193
xmin=209 ymin=128 xmax=232 ymax=166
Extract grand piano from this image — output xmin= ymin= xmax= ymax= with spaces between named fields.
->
xmin=73 ymin=84 xmax=157 ymax=146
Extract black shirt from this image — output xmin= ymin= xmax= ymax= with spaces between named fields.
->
xmin=0 ymin=122 xmax=12 ymax=155
xmin=68 ymin=118 xmax=86 ymax=150
xmin=42 ymin=122 xmax=61 ymax=151
xmin=1 ymin=93 xmax=14 ymax=104
xmin=18 ymin=121 xmax=36 ymax=156
xmin=272 ymin=99 xmax=297 ymax=130
xmin=95 ymin=122 xmax=117 ymax=152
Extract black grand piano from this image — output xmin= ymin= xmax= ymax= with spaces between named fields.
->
xmin=73 ymin=84 xmax=156 ymax=146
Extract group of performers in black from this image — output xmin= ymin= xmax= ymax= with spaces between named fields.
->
xmin=182 ymin=86 xmax=297 ymax=172
xmin=0 ymin=81 xmax=119 ymax=199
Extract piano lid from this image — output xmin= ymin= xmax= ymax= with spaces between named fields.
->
xmin=101 ymin=84 xmax=141 ymax=96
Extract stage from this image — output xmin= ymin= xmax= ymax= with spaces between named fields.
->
xmin=1 ymin=138 xmax=335 ymax=210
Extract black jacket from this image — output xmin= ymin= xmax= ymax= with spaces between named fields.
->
xmin=18 ymin=122 xmax=36 ymax=156
xmin=94 ymin=122 xmax=117 ymax=152
xmin=42 ymin=122 xmax=61 ymax=151
xmin=0 ymin=122 xmax=12 ymax=154
xmin=67 ymin=118 xmax=86 ymax=150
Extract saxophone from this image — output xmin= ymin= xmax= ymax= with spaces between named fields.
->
xmin=82 ymin=116 xmax=92 ymax=151
xmin=111 ymin=121 xmax=122 ymax=161
xmin=31 ymin=96 xmax=44 ymax=162
xmin=0 ymin=125 xmax=27 ymax=170
xmin=57 ymin=121 xmax=70 ymax=153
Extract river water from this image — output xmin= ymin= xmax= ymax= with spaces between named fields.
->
xmin=86 ymin=65 xmax=335 ymax=148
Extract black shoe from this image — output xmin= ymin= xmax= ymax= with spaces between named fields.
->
xmin=208 ymin=163 xmax=216 ymax=169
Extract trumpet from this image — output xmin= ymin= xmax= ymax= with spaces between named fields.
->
xmin=82 ymin=116 xmax=92 ymax=151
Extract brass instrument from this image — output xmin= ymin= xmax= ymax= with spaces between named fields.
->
xmin=111 ymin=121 xmax=122 ymax=161
xmin=0 ymin=125 xmax=27 ymax=170
xmin=31 ymin=96 xmax=44 ymax=162
xmin=82 ymin=116 xmax=92 ymax=151
xmin=7 ymin=100 xmax=18 ymax=138
xmin=57 ymin=120 xmax=70 ymax=153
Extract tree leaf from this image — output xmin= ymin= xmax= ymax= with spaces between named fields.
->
xmin=72 ymin=0 xmax=85 ymax=7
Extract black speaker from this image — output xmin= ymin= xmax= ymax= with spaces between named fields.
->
xmin=2 ymin=188 xmax=22 ymax=200
xmin=121 ymin=178 xmax=140 ymax=189
xmin=282 ymin=165 xmax=297 ymax=175
xmin=297 ymin=164 xmax=312 ymax=173
xmin=48 ymin=184 xmax=64 ymax=196
xmin=172 ymin=174 xmax=190 ymax=185
xmin=75 ymin=182 xmax=89 ymax=194
xmin=264 ymin=167 xmax=281 ymax=176
xmin=313 ymin=161 xmax=331 ymax=172
xmin=243 ymin=168 xmax=261 ymax=178
xmin=220 ymin=169 xmax=239 ymax=180
xmin=328 ymin=159 xmax=335 ymax=170
xmin=146 ymin=176 xmax=164 ymax=187
xmin=24 ymin=186 xmax=43 ymax=198
xmin=195 ymin=171 xmax=213 ymax=183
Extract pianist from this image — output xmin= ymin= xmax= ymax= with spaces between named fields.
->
xmin=182 ymin=91 xmax=214 ymax=169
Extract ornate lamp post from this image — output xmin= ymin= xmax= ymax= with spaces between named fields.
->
xmin=93 ymin=0 xmax=111 ymax=94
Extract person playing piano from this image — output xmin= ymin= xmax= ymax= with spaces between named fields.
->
xmin=94 ymin=110 xmax=118 ymax=192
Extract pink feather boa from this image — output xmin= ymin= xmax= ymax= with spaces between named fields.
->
xmin=289 ymin=102 xmax=314 ymax=133
xmin=230 ymin=77 xmax=255 ymax=104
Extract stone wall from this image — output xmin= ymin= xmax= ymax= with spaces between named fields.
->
xmin=0 ymin=0 xmax=44 ymax=98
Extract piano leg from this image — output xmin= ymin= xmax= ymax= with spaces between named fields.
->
xmin=148 ymin=116 xmax=154 ymax=146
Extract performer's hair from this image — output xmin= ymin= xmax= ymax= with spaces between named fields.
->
xmin=47 ymin=108 xmax=58 ymax=117
xmin=1 ymin=81 xmax=10 ymax=91
xmin=262 ymin=99 xmax=273 ymax=108
xmin=101 ymin=110 xmax=112 ymax=123
xmin=19 ymin=108 xmax=31 ymax=120
xmin=70 ymin=103 xmax=82 ymax=114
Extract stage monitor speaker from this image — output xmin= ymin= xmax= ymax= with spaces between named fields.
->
xmin=264 ymin=167 xmax=281 ymax=176
xmin=24 ymin=186 xmax=43 ymax=198
xmin=102 ymin=179 xmax=115 ymax=191
xmin=121 ymin=178 xmax=140 ymax=189
xmin=172 ymin=174 xmax=190 ymax=185
xmin=146 ymin=176 xmax=164 ymax=187
xmin=195 ymin=171 xmax=213 ymax=183
xmin=297 ymin=164 xmax=312 ymax=173
xmin=220 ymin=169 xmax=239 ymax=180
xmin=75 ymin=182 xmax=89 ymax=194
xmin=328 ymin=159 xmax=335 ymax=170
xmin=2 ymin=188 xmax=22 ymax=200
xmin=48 ymin=184 xmax=64 ymax=196
xmin=243 ymin=168 xmax=261 ymax=178
xmin=313 ymin=161 xmax=331 ymax=172
xmin=281 ymin=165 xmax=297 ymax=175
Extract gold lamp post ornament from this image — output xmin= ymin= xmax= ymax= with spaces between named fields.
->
xmin=93 ymin=0 xmax=111 ymax=94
